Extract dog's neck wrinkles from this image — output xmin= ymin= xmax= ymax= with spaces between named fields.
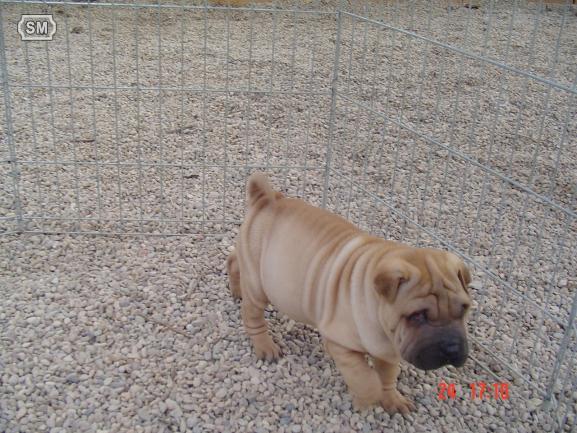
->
xmin=353 ymin=239 xmax=402 ymax=361
xmin=311 ymin=234 xmax=400 ymax=361
xmin=311 ymin=234 xmax=368 ymax=332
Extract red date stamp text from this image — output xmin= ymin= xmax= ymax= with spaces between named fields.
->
xmin=437 ymin=381 xmax=510 ymax=400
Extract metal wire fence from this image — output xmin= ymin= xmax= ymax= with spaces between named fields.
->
xmin=1 ymin=0 xmax=576 ymax=430
xmin=323 ymin=8 xmax=576 ymax=430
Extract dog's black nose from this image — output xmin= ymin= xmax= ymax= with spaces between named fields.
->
xmin=444 ymin=341 xmax=460 ymax=358
xmin=443 ymin=340 xmax=467 ymax=367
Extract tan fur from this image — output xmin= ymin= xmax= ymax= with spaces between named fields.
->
xmin=228 ymin=172 xmax=472 ymax=414
xmin=226 ymin=252 xmax=242 ymax=299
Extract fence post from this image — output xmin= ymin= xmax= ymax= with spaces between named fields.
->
xmin=321 ymin=9 xmax=342 ymax=209
xmin=0 ymin=7 xmax=23 ymax=233
xmin=542 ymin=287 xmax=577 ymax=410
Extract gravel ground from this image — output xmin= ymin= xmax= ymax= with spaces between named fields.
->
xmin=0 ymin=234 xmax=562 ymax=433
xmin=1 ymin=1 xmax=576 ymax=432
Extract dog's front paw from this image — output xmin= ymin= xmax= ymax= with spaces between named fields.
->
xmin=351 ymin=395 xmax=380 ymax=411
xmin=252 ymin=334 xmax=282 ymax=362
xmin=380 ymin=389 xmax=415 ymax=415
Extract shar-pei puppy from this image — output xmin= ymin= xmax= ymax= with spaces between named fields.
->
xmin=227 ymin=173 xmax=472 ymax=414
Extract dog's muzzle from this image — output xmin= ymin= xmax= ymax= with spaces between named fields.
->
xmin=406 ymin=330 xmax=469 ymax=371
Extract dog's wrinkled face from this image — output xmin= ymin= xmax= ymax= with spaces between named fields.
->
xmin=373 ymin=248 xmax=472 ymax=371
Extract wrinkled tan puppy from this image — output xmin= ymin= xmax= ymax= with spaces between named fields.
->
xmin=227 ymin=173 xmax=472 ymax=414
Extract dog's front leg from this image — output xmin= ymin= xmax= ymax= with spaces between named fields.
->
xmin=373 ymin=359 xmax=415 ymax=414
xmin=323 ymin=339 xmax=382 ymax=410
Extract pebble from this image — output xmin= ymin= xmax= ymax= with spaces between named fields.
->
xmin=137 ymin=408 xmax=150 ymax=421
xmin=66 ymin=374 xmax=80 ymax=384
xmin=26 ymin=317 xmax=40 ymax=325
xmin=187 ymin=416 xmax=199 ymax=428
xmin=215 ymin=388 xmax=228 ymax=399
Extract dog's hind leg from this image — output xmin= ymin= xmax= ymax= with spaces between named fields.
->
xmin=241 ymin=288 xmax=282 ymax=362
xmin=226 ymin=249 xmax=242 ymax=299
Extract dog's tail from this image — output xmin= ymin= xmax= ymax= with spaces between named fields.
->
xmin=246 ymin=172 xmax=283 ymax=208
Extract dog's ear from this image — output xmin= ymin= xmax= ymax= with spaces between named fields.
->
xmin=457 ymin=267 xmax=471 ymax=293
xmin=373 ymin=260 xmax=411 ymax=303
xmin=446 ymin=253 xmax=471 ymax=292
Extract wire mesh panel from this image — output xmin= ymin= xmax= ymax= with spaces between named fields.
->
xmin=0 ymin=2 xmax=336 ymax=235
xmin=323 ymin=8 xmax=576 ymax=428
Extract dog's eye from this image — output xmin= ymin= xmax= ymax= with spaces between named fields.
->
xmin=461 ymin=303 xmax=471 ymax=315
xmin=407 ymin=310 xmax=427 ymax=325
